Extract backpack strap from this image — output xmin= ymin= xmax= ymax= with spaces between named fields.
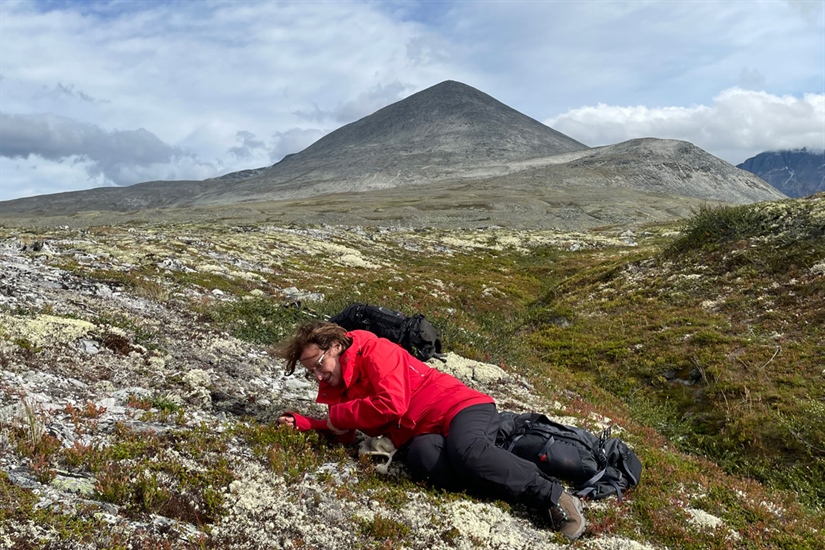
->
xmin=537 ymin=435 xmax=557 ymax=462
xmin=504 ymin=418 xmax=535 ymax=452
xmin=575 ymin=469 xmax=626 ymax=502
xmin=581 ymin=468 xmax=606 ymax=488
xmin=610 ymin=478 xmax=624 ymax=502
xmin=575 ymin=486 xmax=596 ymax=500
xmin=506 ymin=433 xmax=525 ymax=453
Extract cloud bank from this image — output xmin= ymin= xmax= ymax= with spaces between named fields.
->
xmin=0 ymin=113 xmax=192 ymax=184
xmin=547 ymin=89 xmax=825 ymax=164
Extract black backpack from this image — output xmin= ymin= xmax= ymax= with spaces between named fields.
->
xmin=329 ymin=303 xmax=445 ymax=362
xmin=496 ymin=412 xmax=642 ymax=501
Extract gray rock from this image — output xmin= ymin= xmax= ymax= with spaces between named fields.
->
xmin=111 ymin=387 xmax=153 ymax=404
xmin=51 ymin=473 xmax=97 ymax=496
xmin=80 ymin=338 xmax=100 ymax=354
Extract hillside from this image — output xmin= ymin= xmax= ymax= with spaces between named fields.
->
xmin=0 ymin=81 xmax=783 ymax=220
xmin=1 ymin=194 xmax=823 ymax=548
xmin=737 ymin=148 xmax=825 ymax=198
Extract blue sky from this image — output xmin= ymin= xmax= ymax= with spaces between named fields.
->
xmin=1 ymin=0 xmax=823 ymax=201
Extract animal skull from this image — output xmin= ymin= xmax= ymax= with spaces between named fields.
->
xmin=358 ymin=435 xmax=397 ymax=474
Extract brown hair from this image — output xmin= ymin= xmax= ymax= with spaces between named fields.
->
xmin=276 ymin=321 xmax=352 ymax=375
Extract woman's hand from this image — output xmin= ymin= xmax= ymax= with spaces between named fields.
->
xmin=277 ymin=414 xmax=296 ymax=429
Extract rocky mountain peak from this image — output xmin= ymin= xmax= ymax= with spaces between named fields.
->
xmin=287 ymin=80 xmax=588 ymax=162
xmin=737 ymin=148 xmax=825 ymax=198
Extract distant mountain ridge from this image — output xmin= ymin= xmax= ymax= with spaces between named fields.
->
xmin=0 ymin=80 xmax=786 ymax=221
xmin=737 ymin=149 xmax=825 ymax=198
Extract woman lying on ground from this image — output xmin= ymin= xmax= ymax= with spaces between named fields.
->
xmin=275 ymin=321 xmax=586 ymax=542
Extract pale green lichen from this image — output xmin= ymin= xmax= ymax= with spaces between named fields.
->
xmin=685 ymin=507 xmax=726 ymax=530
xmin=183 ymin=369 xmax=211 ymax=389
xmin=0 ymin=314 xmax=95 ymax=348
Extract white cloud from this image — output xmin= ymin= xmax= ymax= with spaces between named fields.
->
xmin=0 ymin=155 xmax=109 ymax=202
xmin=0 ymin=112 xmax=198 ymax=184
xmin=547 ymin=89 xmax=825 ymax=164
xmin=268 ymin=129 xmax=326 ymax=163
xmin=228 ymin=131 xmax=266 ymax=161
xmin=293 ymin=82 xmax=411 ymax=124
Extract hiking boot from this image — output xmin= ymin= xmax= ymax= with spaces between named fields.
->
xmin=548 ymin=491 xmax=586 ymax=542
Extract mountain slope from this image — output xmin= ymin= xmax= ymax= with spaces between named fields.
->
xmin=557 ymin=138 xmax=787 ymax=203
xmin=0 ymin=81 xmax=784 ymax=220
xmin=737 ymin=148 xmax=825 ymax=198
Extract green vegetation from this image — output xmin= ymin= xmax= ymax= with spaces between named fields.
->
xmin=356 ymin=514 xmax=411 ymax=545
xmin=201 ymin=201 xmax=824 ymax=517
xmin=1 ymin=197 xmax=823 ymax=548
xmin=667 ymin=201 xmax=825 ymax=256
xmin=0 ymin=471 xmax=146 ymax=550
xmin=235 ymin=421 xmax=351 ymax=483
xmin=85 ymin=423 xmax=234 ymax=524
xmin=524 ymin=203 xmax=825 ymax=512
xmin=203 ymin=297 xmax=315 ymax=346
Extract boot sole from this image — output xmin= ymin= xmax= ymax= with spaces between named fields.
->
xmin=562 ymin=495 xmax=586 ymax=542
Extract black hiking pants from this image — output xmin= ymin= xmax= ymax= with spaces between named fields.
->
xmin=404 ymin=403 xmax=563 ymax=508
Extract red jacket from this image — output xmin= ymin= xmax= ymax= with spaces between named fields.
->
xmin=290 ymin=330 xmax=494 ymax=448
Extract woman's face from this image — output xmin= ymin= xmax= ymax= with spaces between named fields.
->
xmin=298 ymin=342 xmax=343 ymax=387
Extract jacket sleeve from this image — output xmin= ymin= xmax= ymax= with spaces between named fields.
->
xmin=283 ymin=412 xmax=356 ymax=444
xmin=284 ymin=411 xmax=328 ymax=432
xmin=328 ymin=342 xmax=412 ymax=431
